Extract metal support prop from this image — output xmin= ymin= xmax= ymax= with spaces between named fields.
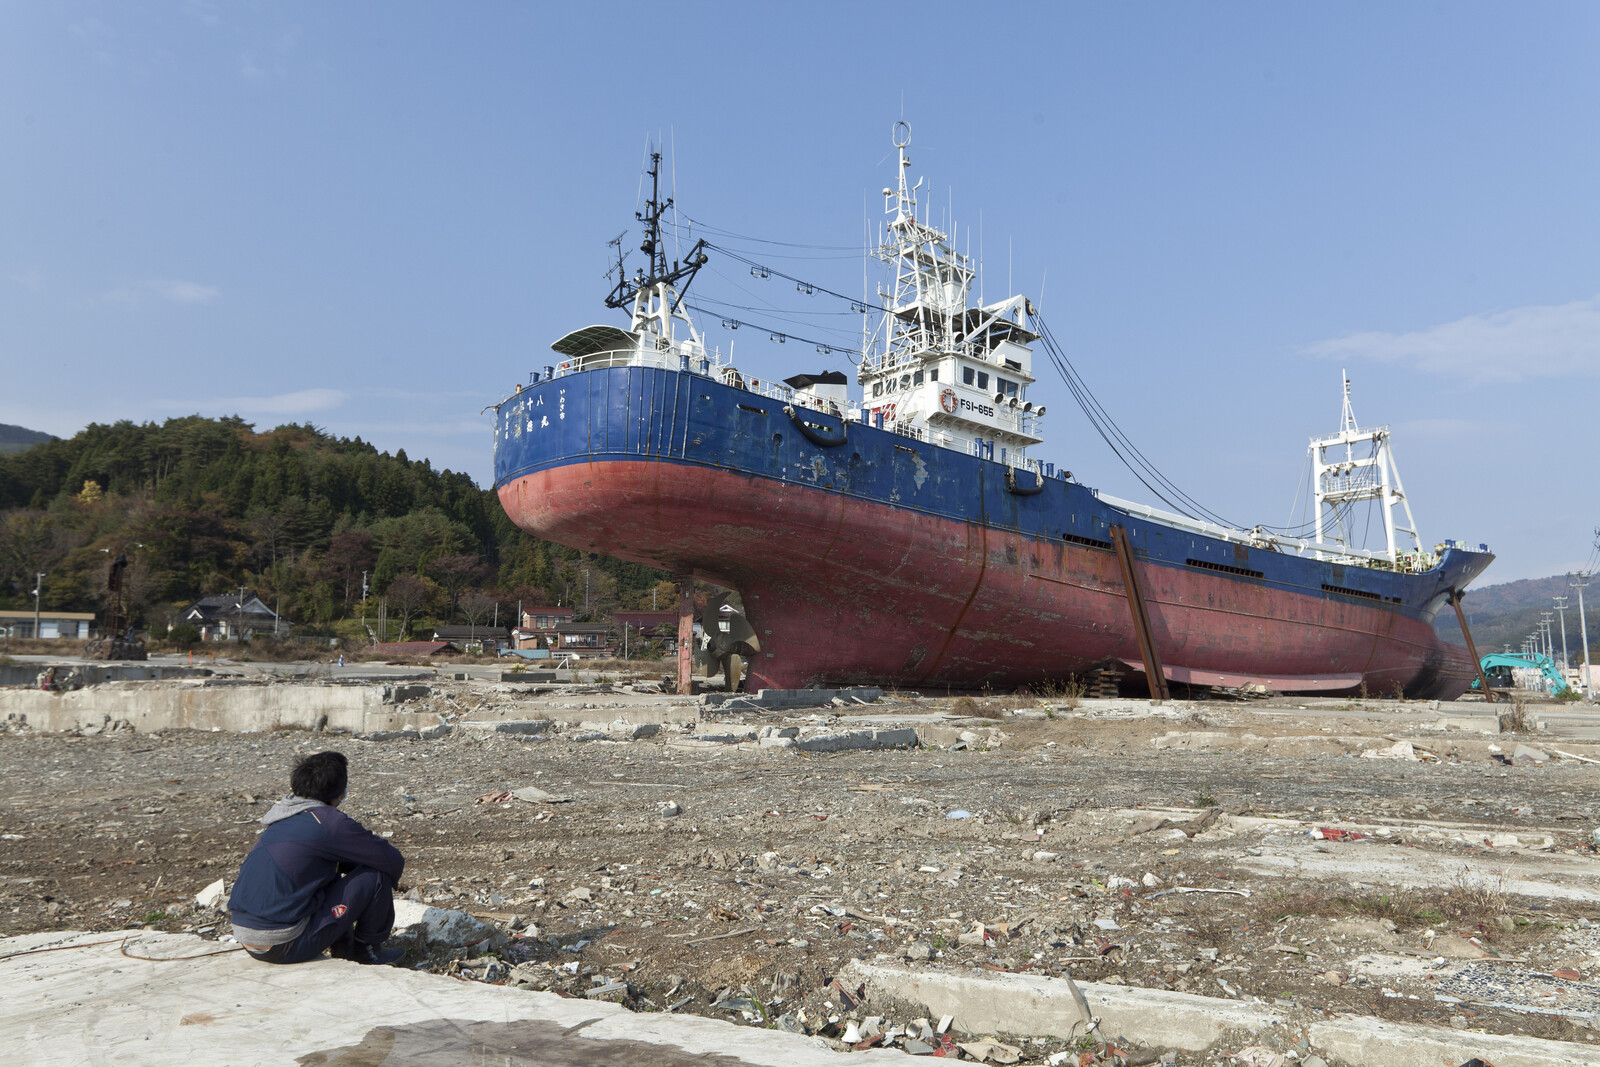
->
xmin=675 ymin=575 xmax=694 ymax=696
xmin=1110 ymin=525 xmax=1169 ymax=703
xmin=1450 ymin=591 xmax=1495 ymax=704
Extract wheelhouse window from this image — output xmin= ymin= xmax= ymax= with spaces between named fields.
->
xmin=997 ymin=377 xmax=1019 ymax=398
xmin=962 ymin=366 xmax=975 ymax=385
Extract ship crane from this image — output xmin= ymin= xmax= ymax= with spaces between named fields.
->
xmin=1308 ymin=372 xmax=1420 ymax=567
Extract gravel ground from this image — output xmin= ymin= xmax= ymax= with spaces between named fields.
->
xmin=4 ymin=683 xmax=1600 ymax=1064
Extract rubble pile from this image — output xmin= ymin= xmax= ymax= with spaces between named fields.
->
xmin=4 ymin=686 xmax=1600 ymax=1063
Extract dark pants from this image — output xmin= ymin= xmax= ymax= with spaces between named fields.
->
xmin=247 ymin=867 xmax=395 ymax=965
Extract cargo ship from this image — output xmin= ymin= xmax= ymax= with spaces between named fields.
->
xmin=492 ymin=125 xmax=1493 ymax=698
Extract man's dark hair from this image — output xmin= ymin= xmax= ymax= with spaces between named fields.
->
xmin=291 ymin=751 xmax=349 ymax=805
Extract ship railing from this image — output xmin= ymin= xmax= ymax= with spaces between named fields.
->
xmin=546 ymin=340 xmax=733 ymax=380
xmin=1092 ymin=490 xmax=1438 ymax=570
xmin=719 ymin=368 xmax=795 ymax=405
xmin=722 ymin=369 xmax=864 ymax=423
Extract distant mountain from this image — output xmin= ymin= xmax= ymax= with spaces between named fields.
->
xmin=0 ymin=424 xmax=54 ymax=455
xmin=1435 ymin=573 xmax=1600 ymax=661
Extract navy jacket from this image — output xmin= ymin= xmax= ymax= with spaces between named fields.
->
xmin=228 ymin=797 xmax=405 ymax=930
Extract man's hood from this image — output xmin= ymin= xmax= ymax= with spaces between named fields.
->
xmin=260 ymin=794 xmax=332 ymax=826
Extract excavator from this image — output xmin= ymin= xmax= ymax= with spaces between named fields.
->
xmin=1470 ymin=653 xmax=1570 ymax=696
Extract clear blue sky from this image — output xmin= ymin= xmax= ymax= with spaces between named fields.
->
xmin=3 ymin=3 xmax=1598 ymax=584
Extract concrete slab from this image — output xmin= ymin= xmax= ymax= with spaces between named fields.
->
xmin=0 ymin=663 xmax=212 ymax=688
xmin=841 ymin=962 xmax=1600 ymax=1066
xmin=793 ymin=727 xmax=918 ymax=752
xmin=454 ymin=718 xmax=553 ymax=736
xmin=841 ymin=961 xmax=1284 ymax=1050
xmin=703 ymin=687 xmax=882 ymax=710
xmin=1309 ymin=1014 xmax=1600 ymax=1067
xmin=0 ymin=931 xmax=906 ymax=1066
xmin=1235 ymin=834 xmax=1600 ymax=903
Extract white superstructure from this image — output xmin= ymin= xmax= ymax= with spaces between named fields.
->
xmin=858 ymin=122 xmax=1045 ymax=467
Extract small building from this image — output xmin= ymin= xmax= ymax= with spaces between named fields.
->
xmin=611 ymin=610 xmax=681 ymax=653
xmin=553 ymin=622 xmax=615 ymax=657
xmin=514 ymin=606 xmax=575 ymax=651
xmin=179 ymin=593 xmax=282 ymax=641
xmin=0 ymin=610 xmax=96 ymax=640
xmin=427 ymin=625 xmax=510 ymax=651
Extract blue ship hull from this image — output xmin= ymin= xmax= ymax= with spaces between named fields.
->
xmin=493 ymin=365 xmax=1492 ymax=696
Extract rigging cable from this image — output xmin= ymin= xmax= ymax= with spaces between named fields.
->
xmin=678 ymin=216 xmax=862 ymax=253
xmin=682 ymin=303 xmax=862 ymax=361
xmin=1033 ymin=314 xmax=1243 ymax=528
xmin=700 ymin=243 xmax=870 ymax=311
xmin=1035 ymin=313 xmax=1365 ymax=541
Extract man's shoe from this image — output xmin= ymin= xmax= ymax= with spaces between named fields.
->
xmin=350 ymin=943 xmax=405 ymax=966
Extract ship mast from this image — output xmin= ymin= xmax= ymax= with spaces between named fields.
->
xmin=877 ymin=122 xmax=972 ymax=365
xmin=606 ymin=149 xmax=709 ymax=346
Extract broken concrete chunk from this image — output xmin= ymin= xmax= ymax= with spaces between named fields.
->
xmin=1360 ymin=740 xmax=1419 ymax=761
xmin=956 ymin=1039 xmax=1021 ymax=1064
xmin=690 ymin=731 xmax=757 ymax=744
xmin=656 ymin=801 xmax=682 ymax=817
xmin=391 ymin=901 xmax=503 ymax=950
xmin=511 ymin=786 xmax=573 ymax=804
xmin=1428 ymin=934 xmax=1490 ymax=959
xmin=456 ymin=719 xmax=551 ymax=736
xmin=956 ymin=923 xmax=988 ymax=946
xmin=1514 ymin=743 xmax=1549 ymax=764
xmin=1330 ymin=918 xmax=1399 ymax=943
xmin=194 ymin=879 xmax=226 ymax=910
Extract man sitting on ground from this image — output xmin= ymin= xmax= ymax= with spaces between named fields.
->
xmin=228 ymin=750 xmax=405 ymax=965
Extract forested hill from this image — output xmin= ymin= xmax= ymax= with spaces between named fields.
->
xmin=0 ymin=424 xmax=53 ymax=455
xmin=0 ymin=416 xmax=665 ymax=633
xmin=1434 ymin=573 xmax=1599 ymax=657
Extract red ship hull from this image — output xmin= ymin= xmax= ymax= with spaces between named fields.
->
xmin=498 ymin=459 xmax=1475 ymax=697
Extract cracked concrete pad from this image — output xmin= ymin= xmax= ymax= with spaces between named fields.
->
xmin=1309 ymin=1014 xmax=1600 ymax=1067
xmin=0 ymin=931 xmax=907 ymax=1067
xmin=841 ymin=961 xmax=1284 ymax=1051
xmin=1233 ymin=835 xmax=1600 ymax=903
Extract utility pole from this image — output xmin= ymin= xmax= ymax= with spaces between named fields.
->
xmin=1555 ymin=596 xmax=1571 ymax=671
xmin=583 ymin=569 xmax=591 ymax=618
xmin=360 ymin=571 xmax=369 ymax=633
xmin=32 ymin=572 xmax=45 ymax=640
xmin=1541 ymin=612 xmax=1554 ymax=659
xmin=1575 ymin=572 xmax=1593 ymax=698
